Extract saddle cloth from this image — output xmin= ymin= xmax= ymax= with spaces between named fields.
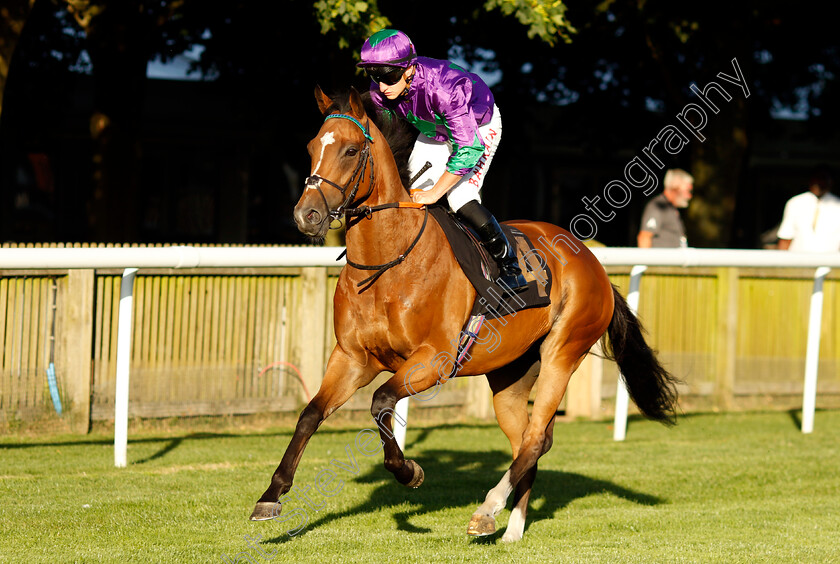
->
xmin=428 ymin=205 xmax=552 ymax=319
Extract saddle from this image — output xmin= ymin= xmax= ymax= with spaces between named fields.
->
xmin=427 ymin=206 xmax=552 ymax=320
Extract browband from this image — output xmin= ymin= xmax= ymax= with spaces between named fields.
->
xmin=324 ymin=113 xmax=373 ymax=142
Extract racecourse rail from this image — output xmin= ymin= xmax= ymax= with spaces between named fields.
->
xmin=1 ymin=246 xmax=837 ymax=465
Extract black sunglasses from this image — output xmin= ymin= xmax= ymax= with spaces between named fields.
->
xmin=365 ymin=66 xmax=405 ymax=86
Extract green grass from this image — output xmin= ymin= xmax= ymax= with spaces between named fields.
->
xmin=1 ymin=410 xmax=839 ymax=563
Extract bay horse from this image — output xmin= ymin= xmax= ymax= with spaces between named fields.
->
xmin=250 ymin=86 xmax=678 ymax=542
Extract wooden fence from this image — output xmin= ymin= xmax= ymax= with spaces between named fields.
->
xmin=2 ymin=245 xmax=839 ymax=432
xmin=0 ymin=275 xmax=58 ymax=423
xmin=583 ymin=267 xmax=840 ymax=417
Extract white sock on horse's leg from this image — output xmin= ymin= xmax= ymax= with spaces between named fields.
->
xmin=475 ymin=469 xmax=513 ymax=517
xmin=502 ymin=504 xmax=526 ymax=542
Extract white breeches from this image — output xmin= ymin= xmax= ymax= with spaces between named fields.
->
xmin=407 ymin=104 xmax=502 ymax=212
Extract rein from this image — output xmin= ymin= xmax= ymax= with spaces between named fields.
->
xmin=307 ymin=111 xmax=430 ymax=293
xmin=338 ymin=202 xmax=429 ymax=293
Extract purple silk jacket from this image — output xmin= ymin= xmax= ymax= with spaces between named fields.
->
xmin=368 ymin=57 xmax=495 ymax=175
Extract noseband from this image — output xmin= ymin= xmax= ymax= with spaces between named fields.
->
xmin=304 ymin=113 xmax=375 ymax=224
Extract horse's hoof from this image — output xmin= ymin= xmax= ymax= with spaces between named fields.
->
xmin=404 ymin=459 xmax=424 ymax=488
xmin=250 ymin=501 xmax=280 ymax=521
xmin=467 ymin=513 xmax=496 ymax=536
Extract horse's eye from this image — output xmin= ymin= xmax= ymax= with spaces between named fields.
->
xmin=345 ymin=147 xmax=358 ymax=157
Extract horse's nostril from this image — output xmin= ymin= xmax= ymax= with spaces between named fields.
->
xmin=306 ymin=209 xmax=320 ymax=223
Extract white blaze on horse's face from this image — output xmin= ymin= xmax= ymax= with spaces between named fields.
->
xmin=306 ymin=131 xmax=336 ymax=190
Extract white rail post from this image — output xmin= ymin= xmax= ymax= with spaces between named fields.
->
xmin=114 ymin=268 xmax=138 ymax=467
xmin=802 ymin=266 xmax=830 ymax=434
xmin=614 ymin=265 xmax=647 ymax=441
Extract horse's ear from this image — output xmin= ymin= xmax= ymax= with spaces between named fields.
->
xmin=314 ymin=85 xmax=333 ymax=115
xmin=348 ymin=87 xmax=365 ymax=119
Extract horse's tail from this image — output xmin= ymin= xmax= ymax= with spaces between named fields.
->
xmin=601 ymin=284 xmax=679 ymax=425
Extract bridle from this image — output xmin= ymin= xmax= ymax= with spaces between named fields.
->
xmin=303 ymin=113 xmax=375 ymax=224
xmin=303 ymin=111 xmax=429 ymax=293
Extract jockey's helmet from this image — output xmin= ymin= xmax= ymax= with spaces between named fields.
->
xmin=357 ymin=29 xmax=417 ymax=69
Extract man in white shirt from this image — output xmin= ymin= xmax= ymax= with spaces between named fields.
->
xmin=777 ymin=165 xmax=840 ymax=252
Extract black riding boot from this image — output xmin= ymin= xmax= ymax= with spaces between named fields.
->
xmin=456 ymin=200 xmax=528 ymax=292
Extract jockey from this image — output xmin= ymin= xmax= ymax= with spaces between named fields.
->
xmin=357 ymin=29 xmax=527 ymax=291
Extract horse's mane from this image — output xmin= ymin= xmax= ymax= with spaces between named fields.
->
xmin=322 ymin=89 xmax=418 ymax=191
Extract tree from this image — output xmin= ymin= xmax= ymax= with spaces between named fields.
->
xmin=1 ymin=0 xmax=577 ymax=241
xmin=2 ymin=0 xmax=188 ymax=240
xmin=429 ymin=0 xmax=839 ymax=246
xmin=0 ymin=0 xmax=35 ymax=117
xmin=1 ymin=1 xmax=836 ymax=245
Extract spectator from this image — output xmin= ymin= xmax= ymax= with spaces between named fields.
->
xmin=777 ymin=165 xmax=840 ymax=252
xmin=637 ymin=169 xmax=693 ymax=248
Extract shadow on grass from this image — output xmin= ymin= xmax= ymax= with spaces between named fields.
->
xmin=0 ymin=422 xmax=499 ymax=450
xmin=133 ymin=437 xmax=185 ymax=464
xmin=788 ymin=408 xmax=802 ymax=430
xmin=0 ymin=422 xmax=509 ymax=466
xmin=0 ymin=431 xmax=278 ymax=450
xmin=785 ymin=407 xmax=832 ymax=432
xmin=262 ymin=445 xmax=664 ymax=545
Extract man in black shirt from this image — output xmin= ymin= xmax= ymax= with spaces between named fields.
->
xmin=637 ymin=169 xmax=694 ymax=248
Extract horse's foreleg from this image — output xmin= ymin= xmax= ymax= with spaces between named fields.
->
xmin=369 ymin=348 xmax=446 ymax=487
xmin=250 ymin=347 xmax=379 ymax=521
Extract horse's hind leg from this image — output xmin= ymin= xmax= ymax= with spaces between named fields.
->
xmin=473 ymin=352 xmax=541 ymax=541
xmin=468 ymin=317 xmax=597 ymax=540
xmin=467 ymin=365 xmax=555 ymax=541
xmin=250 ymin=346 xmax=379 ymax=520
xmin=501 ymin=414 xmax=555 ymax=542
